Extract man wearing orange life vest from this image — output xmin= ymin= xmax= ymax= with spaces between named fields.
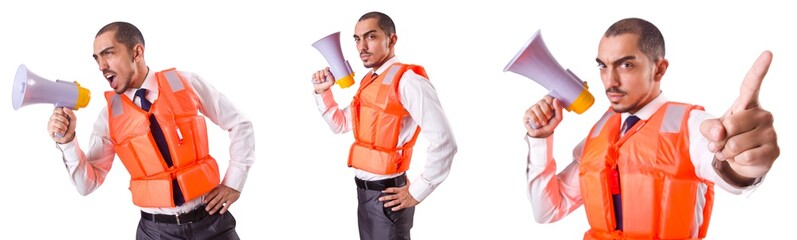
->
xmin=523 ymin=18 xmax=779 ymax=239
xmin=46 ymin=22 xmax=254 ymax=239
xmin=310 ymin=11 xmax=457 ymax=240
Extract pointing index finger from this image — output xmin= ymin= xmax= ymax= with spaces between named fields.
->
xmin=734 ymin=50 xmax=772 ymax=111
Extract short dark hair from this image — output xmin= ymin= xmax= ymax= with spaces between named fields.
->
xmin=95 ymin=21 xmax=145 ymax=51
xmin=358 ymin=11 xmax=396 ymax=36
xmin=604 ymin=18 xmax=664 ymax=62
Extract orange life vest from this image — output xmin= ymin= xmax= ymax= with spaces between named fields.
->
xmin=105 ymin=68 xmax=220 ymax=208
xmin=348 ymin=63 xmax=426 ymax=174
xmin=579 ymin=102 xmax=715 ymax=240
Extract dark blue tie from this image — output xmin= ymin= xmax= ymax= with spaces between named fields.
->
xmin=134 ymin=89 xmax=185 ymax=206
xmin=624 ymin=115 xmax=641 ymax=134
xmin=613 ymin=115 xmax=640 ymax=230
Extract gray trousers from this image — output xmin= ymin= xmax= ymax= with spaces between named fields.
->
xmin=136 ymin=211 xmax=239 ymax=240
xmin=357 ymin=187 xmax=415 ymax=240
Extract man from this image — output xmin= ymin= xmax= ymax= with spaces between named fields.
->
xmin=310 ymin=11 xmax=457 ymax=240
xmin=47 ymin=21 xmax=254 ymax=240
xmin=523 ymin=18 xmax=778 ymax=239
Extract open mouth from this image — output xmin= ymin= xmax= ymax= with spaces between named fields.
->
xmin=105 ymin=73 xmax=116 ymax=87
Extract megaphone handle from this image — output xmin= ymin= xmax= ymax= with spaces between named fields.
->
xmin=528 ymin=111 xmax=555 ymax=129
xmin=53 ymin=113 xmax=70 ymax=139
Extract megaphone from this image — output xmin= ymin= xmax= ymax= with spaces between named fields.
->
xmin=312 ymin=31 xmax=355 ymax=88
xmin=504 ymin=30 xmax=594 ymax=128
xmin=12 ymin=64 xmax=91 ymax=111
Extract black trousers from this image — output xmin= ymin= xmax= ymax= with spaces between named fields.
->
xmin=136 ymin=210 xmax=239 ymax=240
xmin=356 ymin=185 xmax=415 ymax=240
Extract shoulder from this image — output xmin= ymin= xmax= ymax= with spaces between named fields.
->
xmin=396 ymin=63 xmax=429 ymax=83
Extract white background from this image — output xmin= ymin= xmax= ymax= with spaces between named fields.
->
xmin=1 ymin=0 xmax=794 ymax=239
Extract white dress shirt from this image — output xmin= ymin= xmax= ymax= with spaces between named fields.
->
xmin=525 ymin=94 xmax=759 ymax=223
xmin=56 ymin=68 xmax=255 ymax=215
xmin=314 ymin=56 xmax=457 ymax=202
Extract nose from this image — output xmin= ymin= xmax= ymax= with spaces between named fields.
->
xmin=357 ymin=39 xmax=367 ymax=53
xmin=97 ymin=58 xmax=108 ymax=72
xmin=602 ymin=68 xmax=619 ymax=89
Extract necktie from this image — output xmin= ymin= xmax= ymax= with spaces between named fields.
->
xmin=134 ymin=89 xmax=185 ymax=206
xmin=366 ymin=72 xmax=378 ymax=85
xmin=612 ymin=115 xmax=640 ymax=230
xmin=624 ymin=115 xmax=641 ymax=134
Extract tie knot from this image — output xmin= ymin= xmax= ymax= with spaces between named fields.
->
xmin=135 ymin=88 xmax=148 ymax=99
xmin=135 ymin=88 xmax=151 ymax=111
xmin=624 ymin=115 xmax=641 ymax=133
xmin=371 ymin=72 xmax=378 ymax=80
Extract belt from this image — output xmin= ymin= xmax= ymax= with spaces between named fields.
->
xmin=140 ymin=206 xmax=208 ymax=225
xmin=355 ymin=173 xmax=407 ymax=191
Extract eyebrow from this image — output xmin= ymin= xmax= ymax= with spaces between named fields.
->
xmin=353 ymin=30 xmax=377 ymax=39
xmin=92 ymin=46 xmax=115 ymax=60
xmin=595 ymin=55 xmax=637 ymax=66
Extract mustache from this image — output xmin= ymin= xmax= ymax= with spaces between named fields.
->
xmin=606 ymin=87 xmax=626 ymax=95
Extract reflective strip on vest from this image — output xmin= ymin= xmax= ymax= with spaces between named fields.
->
xmin=163 ymin=70 xmax=185 ymax=92
xmin=591 ymin=110 xmax=615 ymax=138
xmin=382 ymin=65 xmax=402 ymax=85
xmin=691 ymin=181 xmax=709 ymax=238
xmin=111 ymin=94 xmax=124 ymax=117
xmin=661 ymin=104 xmax=687 ymax=133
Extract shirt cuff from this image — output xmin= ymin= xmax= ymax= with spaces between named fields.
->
xmin=711 ymin=158 xmax=765 ymax=194
xmin=313 ymin=90 xmax=336 ymax=112
xmin=409 ymin=175 xmax=434 ymax=202
xmin=56 ymin=141 xmax=80 ymax=164
xmin=222 ymin=164 xmax=248 ymax=192
xmin=525 ymin=134 xmax=551 ymax=166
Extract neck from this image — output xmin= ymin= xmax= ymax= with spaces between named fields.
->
xmin=373 ymin=53 xmax=395 ymax=71
xmin=629 ymin=90 xmax=662 ymax=114
xmin=130 ymin=65 xmax=150 ymax=89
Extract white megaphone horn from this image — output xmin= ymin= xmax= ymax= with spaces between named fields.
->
xmin=504 ymin=30 xmax=594 ymax=128
xmin=312 ymin=31 xmax=355 ymax=88
xmin=12 ymin=64 xmax=91 ymax=111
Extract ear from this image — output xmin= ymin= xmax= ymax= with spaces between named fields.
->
xmin=132 ymin=44 xmax=145 ymax=62
xmin=653 ymin=58 xmax=669 ymax=82
xmin=388 ymin=34 xmax=398 ymax=48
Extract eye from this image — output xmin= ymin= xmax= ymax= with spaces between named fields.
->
xmin=597 ymin=63 xmax=606 ymax=70
xmin=367 ymin=34 xmax=376 ymax=40
xmin=621 ymin=62 xmax=632 ymax=69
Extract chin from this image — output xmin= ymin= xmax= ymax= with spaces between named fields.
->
xmin=610 ymin=104 xmax=630 ymax=113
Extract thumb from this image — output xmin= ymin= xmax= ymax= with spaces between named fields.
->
xmin=731 ymin=50 xmax=772 ymax=113
xmin=324 ymin=67 xmax=336 ymax=84
xmin=552 ymin=98 xmax=564 ymax=122
xmin=700 ymin=118 xmax=726 ymax=153
xmin=700 ymin=118 xmax=726 ymax=142
xmin=63 ymin=108 xmax=76 ymax=119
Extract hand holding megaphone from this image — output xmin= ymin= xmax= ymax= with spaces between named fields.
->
xmin=524 ymin=95 xmax=564 ymax=138
xmin=49 ymin=107 xmax=77 ymax=143
xmin=12 ymin=64 xmax=90 ymax=139
xmin=311 ymin=67 xmax=337 ymax=94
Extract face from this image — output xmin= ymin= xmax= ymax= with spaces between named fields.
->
xmin=93 ymin=31 xmax=142 ymax=94
xmin=596 ymin=33 xmax=667 ymax=113
xmin=354 ymin=18 xmax=396 ymax=69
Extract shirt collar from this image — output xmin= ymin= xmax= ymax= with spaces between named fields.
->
xmin=123 ymin=67 xmax=157 ymax=99
xmin=372 ymin=56 xmax=399 ymax=76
